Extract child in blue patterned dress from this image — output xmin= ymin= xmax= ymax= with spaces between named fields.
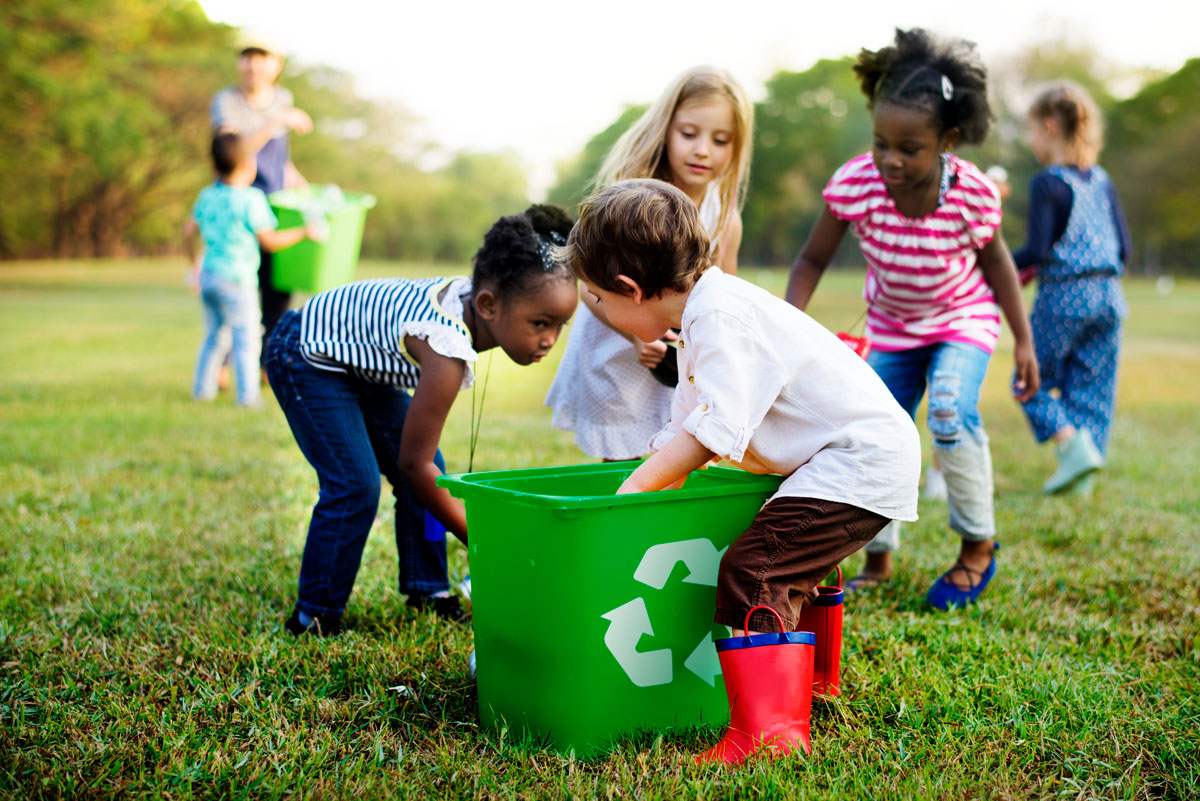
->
xmin=1014 ymin=82 xmax=1131 ymax=495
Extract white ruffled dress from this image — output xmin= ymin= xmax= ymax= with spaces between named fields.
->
xmin=545 ymin=186 xmax=722 ymax=459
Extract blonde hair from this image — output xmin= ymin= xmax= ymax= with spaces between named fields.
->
xmin=1028 ymin=81 xmax=1104 ymax=167
xmin=595 ymin=66 xmax=754 ymax=252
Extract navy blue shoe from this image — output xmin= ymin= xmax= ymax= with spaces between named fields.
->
xmin=925 ymin=544 xmax=1000 ymax=611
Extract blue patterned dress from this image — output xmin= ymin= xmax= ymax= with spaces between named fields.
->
xmin=1016 ymin=165 xmax=1129 ymax=454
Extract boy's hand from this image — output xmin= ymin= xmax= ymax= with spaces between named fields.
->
xmin=305 ymin=220 xmax=329 ymax=242
xmin=1011 ymin=340 xmax=1040 ymax=403
xmin=185 ymin=262 xmax=201 ymax=295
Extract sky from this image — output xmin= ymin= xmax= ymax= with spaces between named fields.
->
xmin=199 ymin=0 xmax=1199 ymax=197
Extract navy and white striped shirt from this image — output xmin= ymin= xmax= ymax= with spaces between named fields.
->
xmin=299 ymin=277 xmax=477 ymax=389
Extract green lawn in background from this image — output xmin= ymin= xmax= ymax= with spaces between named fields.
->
xmin=1 ymin=259 xmax=1197 ymax=799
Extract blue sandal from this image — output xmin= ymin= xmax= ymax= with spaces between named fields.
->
xmin=925 ymin=544 xmax=999 ymax=611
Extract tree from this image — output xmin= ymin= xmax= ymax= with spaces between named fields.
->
xmin=1102 ymin=59 xmax=1200 ymax=273
xmin=0 ymin=0 xmax=232 ymax=258
xmin=545 ymin=105 xmax=646 ymax=212
xmin=743 ymin=58 xmax=871 ymax=266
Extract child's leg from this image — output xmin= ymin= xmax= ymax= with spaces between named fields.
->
xmin=258 ymin=249 xmax=292 ymax=368
xmin=1061 ymin=310 xmax=1122 ymax=456
xmin=856 ymin=346 xmax=933 ymax=579
xmin=1022 ymin=287 xmax=1080 ymax=443
xmin=357 ymin=386 xmax=452 ymax=598
xmin=715 ymin=497 xmax=888 ymax=634
xmin=193 ymin=275 xmax=227 ymax=400
xmin=228 ymin=283 xmax=263 ymax=406
xmin=924 ymin=342 xmax=996 ymax=588
xmin=264 ymin=312 xmax=382 ymax=620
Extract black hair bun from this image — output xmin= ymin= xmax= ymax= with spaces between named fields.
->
xmin=524 ymin=203 xmax=574 ymax=240
xmin=472 ymin=205 xmax=576 ymax=301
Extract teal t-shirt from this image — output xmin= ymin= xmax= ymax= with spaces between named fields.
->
xmin=192 ymin=182 xmax=278 ymax=286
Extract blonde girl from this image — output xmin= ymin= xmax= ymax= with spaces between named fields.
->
xmin=546 ymin=66 xmax=754 ymax=460
xmin=1014 ymin=81 xmax=1130 ymax=495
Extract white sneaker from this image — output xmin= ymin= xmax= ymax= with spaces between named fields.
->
xmin=923 ymin=467 xmax=948 ymax=502
xmin=457 ymin=574 xmax=472 ymax=602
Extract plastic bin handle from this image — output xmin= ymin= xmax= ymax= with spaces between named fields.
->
xmin=743 ymin=604 xmax=786 ymax=634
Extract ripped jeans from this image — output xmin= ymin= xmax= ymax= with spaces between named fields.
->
xmin=865 ymin=341 xmax=995 ymax=553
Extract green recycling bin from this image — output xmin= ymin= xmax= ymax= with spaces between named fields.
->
xmin=268 ymin=186 xmax=376 ymax=294
xmin=437 ymin=461 xmax=783 ymax=757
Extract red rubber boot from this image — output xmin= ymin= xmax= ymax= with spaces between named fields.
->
xmin=795 ymin=566 xmax=844 ymax=696
xmin=695 ymin=605 xmax=815 ymax=765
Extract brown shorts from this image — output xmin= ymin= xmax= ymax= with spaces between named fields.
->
xmin=714 ymin=496 xmax=889 ymax=633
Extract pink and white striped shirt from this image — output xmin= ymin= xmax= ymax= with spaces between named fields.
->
xmin=824 ymin=153 xmax=1003 ymax=354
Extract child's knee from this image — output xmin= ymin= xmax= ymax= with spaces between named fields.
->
xmin=327 ymin=476 xmax=381 ymax=511
xmin=927 ymin=371 xmax=979 ymax=450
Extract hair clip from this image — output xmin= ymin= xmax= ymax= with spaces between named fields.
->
xmin=941 ymin=75 xmax=954 ymax=101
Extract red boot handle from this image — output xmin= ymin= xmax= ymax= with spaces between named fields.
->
xmin=831 ymin=565 xmax=843 ymax=589
xmin=743 ymin=604 xmax=786 ymax=634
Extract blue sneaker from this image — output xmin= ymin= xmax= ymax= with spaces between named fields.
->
xmin=926 ymin=544 xmax=999 ymax=611
xmin=1043 ymin=428 xmax=1103 ymax=494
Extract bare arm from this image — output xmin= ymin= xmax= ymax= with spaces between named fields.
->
xmin=716 ymin=210 xmax=743 ymax=276
xmin=283 ymin=161 xmax=308 ymax=190
xmin=397 ymin=337 xmax=470 ymax=543
xmin=256 ymin=226 xmax=306 ymax=253
xmin=257 ymin=220 xmax=324 ymax=253
xmin=214 ymin=99 xmax=312 ymax=156
xmin=786 ymin=207 xmax=849 ymax=310
xmin=183 ymin=219 xmax=200 ymax=262
xmin=617 ymin=430 xmax=715 ymax=495
xmin=977 ymin=236 xmax=1040 ymax=402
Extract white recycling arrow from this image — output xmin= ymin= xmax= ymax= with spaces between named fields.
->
xmin=684 ymin=630 xmax=722 ymax=687
xmin=600 ymin=597 xmax=673 ymax=687
xmin=633 ymin=538 xmax=727 ymax=590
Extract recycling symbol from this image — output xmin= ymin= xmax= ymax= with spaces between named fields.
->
xmin=600 ymin=538 xmax=728 ymax=688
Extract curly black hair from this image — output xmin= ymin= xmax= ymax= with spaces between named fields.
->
xmin=472 ymin=204 xmax=575 ymax=302
xmin=853 ymin=28 xmax=992 ymax=145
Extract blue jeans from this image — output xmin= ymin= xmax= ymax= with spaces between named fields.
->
xmin=193 ymin=271 xmax=260 ymax=406
xmin=865 ymin=341 xmax=996 ymax=552
xmin=264 ymin=311 xmax=449 ymax=618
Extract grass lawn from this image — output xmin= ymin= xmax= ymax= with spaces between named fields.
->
xmin=1 ymin=258 xmax=1197 ymax=799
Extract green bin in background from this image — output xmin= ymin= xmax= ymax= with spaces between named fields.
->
xmin=437 ymin=461 xmax=783 ymax=757
xmin=268 ymin=187 xmax=376 ymax=294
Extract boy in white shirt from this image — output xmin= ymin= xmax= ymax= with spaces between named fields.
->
xmin=564 ymin=178 xmax=921 ymax=638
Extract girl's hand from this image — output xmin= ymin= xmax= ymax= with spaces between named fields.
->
xmin=636 ymin=333 xmax=675 ymax=369
xmin=1012 ymin=339 xmax=1040 ymax=402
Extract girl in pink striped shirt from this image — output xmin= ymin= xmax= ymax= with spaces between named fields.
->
xmin=787 ymin=28 xmax=1039 ymax=611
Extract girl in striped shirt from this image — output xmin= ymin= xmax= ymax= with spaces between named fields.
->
xmin=786 ymin=28 xmax=1039 ymax=611
xmin=265 ymin=205 xmax=578 ymax=635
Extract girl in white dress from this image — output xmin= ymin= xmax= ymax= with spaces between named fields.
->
xmin=546 ymin=66 xmax=755 ymax=459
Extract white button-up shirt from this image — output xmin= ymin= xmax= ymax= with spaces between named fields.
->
xmin=650 ymin=267 xmax=920 ymax=521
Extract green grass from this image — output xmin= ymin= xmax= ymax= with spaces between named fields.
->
xmin=1 ymin=259 xmax=1198 ymax=799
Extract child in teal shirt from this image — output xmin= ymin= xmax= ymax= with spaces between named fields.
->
xmin=184 ymin=133 xmax=320 ymax=406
